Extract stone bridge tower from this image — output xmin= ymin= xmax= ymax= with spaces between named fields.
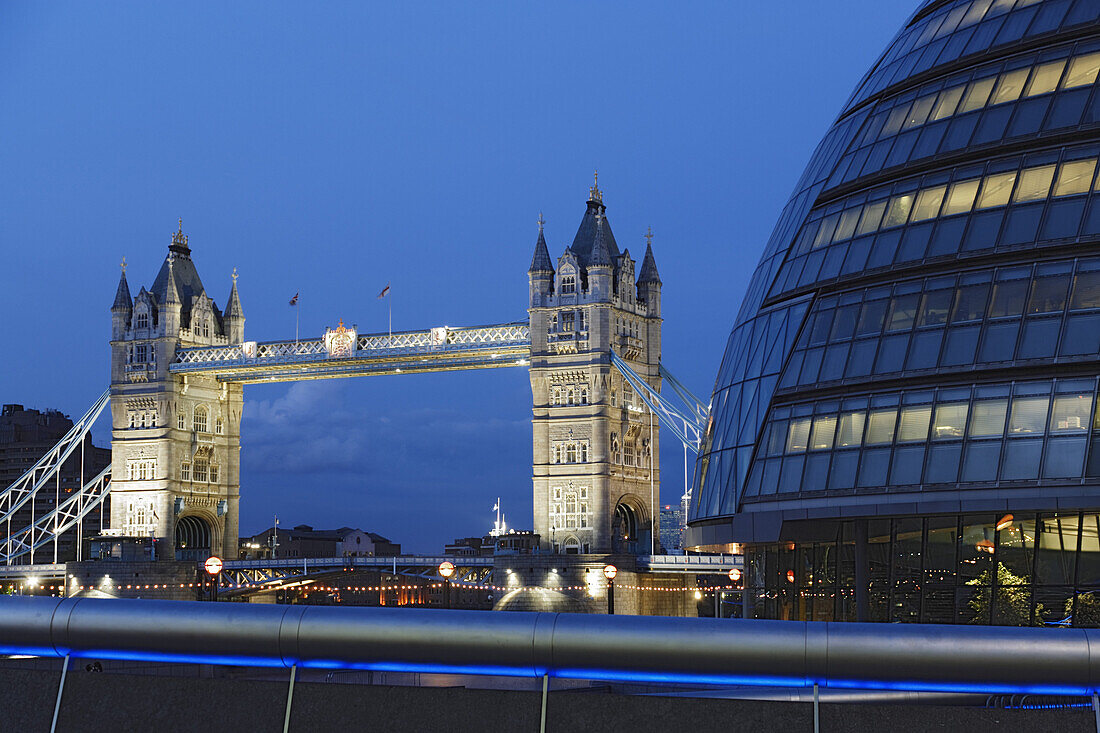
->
xmin=528 ymin=180 xmax=663 ymax=554
xmin=108 ymin=221 xmax=243 ymax=560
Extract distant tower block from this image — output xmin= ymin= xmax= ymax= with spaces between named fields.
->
xmin=108 ymin=220 xmax=245 ymax=560
xmin=528 ymin=178 xmax=663 ymax=554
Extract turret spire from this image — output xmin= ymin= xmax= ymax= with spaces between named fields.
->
xmin=588 ymin=169 xmax=602 ymax=204
xmin=528 ymin=212 xmax=554 ymax=273
xmin=589 ymin=211 xmax=612 ymax=268
xmin=112 ymin=256 xmax=132 ymax=312
xmin=638 ymin=227 xmax=661 ymax=284
xmin=163 ymin=254 xmax=181 ymax=304
xmin=224 ymin=267 xmax=244 ymax=319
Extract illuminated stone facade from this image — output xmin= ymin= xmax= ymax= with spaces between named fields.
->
xmin=528 ymin=183 xmax=663 ymax=554
xmin=109 ymin=222 xmax=244 ymax=560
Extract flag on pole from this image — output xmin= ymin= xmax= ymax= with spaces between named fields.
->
xmin=289 ymin=292 xmax=299 ymax=306
xmin=377 ymin=283 xmax=390 ymax=299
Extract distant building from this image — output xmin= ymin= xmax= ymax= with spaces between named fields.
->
xmin=444 ymin=530 xmax=542 ymax=556
xmin=240 ymin=525 xmax=400 ymax=559
xmin=0 ymin=404 xmax=111 ymax=563
xmin=659 ymin=505 xmax=684 ymax=554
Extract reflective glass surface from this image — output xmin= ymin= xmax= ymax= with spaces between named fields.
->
xmin=691 ymin=1 xmax=1100 ymax=527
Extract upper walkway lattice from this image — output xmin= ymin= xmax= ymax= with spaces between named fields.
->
xmin=170 ymin=321 xmax=531 ymax=383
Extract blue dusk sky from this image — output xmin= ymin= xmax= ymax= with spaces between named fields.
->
xmin=0 ymin=2 xmax=915 ymax=552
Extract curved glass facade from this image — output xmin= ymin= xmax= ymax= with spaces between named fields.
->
xmin=688 ymin=1 xmax=1100 ymax=624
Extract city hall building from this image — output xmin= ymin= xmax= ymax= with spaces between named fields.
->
xmin=686 ymin=0 xmax=1100 ymax=625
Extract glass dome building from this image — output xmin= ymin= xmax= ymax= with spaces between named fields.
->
xmin=686 ymin=0 xmax=1100 ymax=625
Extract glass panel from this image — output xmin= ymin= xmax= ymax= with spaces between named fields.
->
xmin=943 ymin=178 xmax=980 ymax=215
xmin=1024 ymin=60 xmax=1065 ymax=96
xmin=786 ymin=418 xmax=811 ymax=453
xmin=962 ymin=441 xmax=1001 ymax=481
xmin=969 ymin=399 xmax=1008 ymax=437
xmin=917 ymin=290 xmax=953 ymax=326
xmin=926 ymin=443 xmax=962 ymax=483
xmin=1070 ymin=270 xmax=1100 ymax=309
xmin=881 ymin=105 xmax=911 ymax=137
xmin=866 ymin=409 xmax=897 ymax=444
xmin=905 ymin=94 xmax=937 ymax=129
xmin=977 ymin=171 xmax=1017 ymax=208
xmin=931 ymin=85 xmax=965 ymax=120
xmin=960 ymin=76 xmax=996 ymax=112
xmin=1027 ymin=275 xmax=1070 ymax=313
xmin=952 ymin=283 xmax=989 ymax=321
xmin=989 ymin=279 xmax=1028 ymax=317
xmin=932 ymin=402 xmax=969 ymax=440
xmin=1050 ymin=394 xmax=1092 ymax=432
xmin=1009 ymin=396 xmax=1050 ymax=435
xmin=912 ymin=185 xmax=947 ymax=221
xmin=991 ymin=68 xmax=1030 ymax=104
xmin=857 ymin=300 xmax=888 ymax=335
xmin=833 ymin=208 xmax=861 ymax=242
xmin=836 ymin=412 xmax=866 ymax=448
xmin=897 ymin=406 xmax=932 ymax=442
xmin=1053 ymin=159 xmax=1097 ymax=197
xmin=813 ymin=214 xmax=839 ymax=249
xmin=1064 ymin=52 xmax=1100 ymax=88
xmin=810 ymin=415 xmax=837 ymax=451
xmin=1013 ymin=164 xmax=1056 ymax=202
xmin=857 ymin=200 xmax=887 ymax=235
xmin=886 ymin=294 xmax=919 ymax=331
xmin=883 ymin=194 xmax=915 ymax=227
xmin=1002 ymin=438 xmax=1042 ymax=479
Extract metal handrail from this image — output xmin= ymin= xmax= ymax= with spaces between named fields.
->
xmin=2 ymin=596 xmax=1097 ymax=694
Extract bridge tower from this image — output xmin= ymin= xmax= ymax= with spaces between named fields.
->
xmin=108 ymin=221 xmax=244 ymax=560
xmin=528 ymin=180 xmax=663 ymax=554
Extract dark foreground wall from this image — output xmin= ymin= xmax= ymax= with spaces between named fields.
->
xmin=0 ymin=668 xmax=1092 ymax=733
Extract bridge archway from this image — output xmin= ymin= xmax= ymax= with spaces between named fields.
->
xmin=612 ymin=495 xmax=651 ymax=554
xmin=175 ymin=515 xmax=213 ymax=561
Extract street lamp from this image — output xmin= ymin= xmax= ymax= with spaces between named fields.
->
xmin=438 ymin=561 xmax=455 ymax=609
xmin=602 ymin=564 xmax=617 ymax=615
xmin=204 ymin=556 xmax=223 ymax=602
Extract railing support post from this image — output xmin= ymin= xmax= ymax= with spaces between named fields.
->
xmin=539 ymin=673 xmax=549 ymax=733
xmin=283 ymin=664 xmax=297 ymax=733
xmin=50 ymin=651 xmax=69 ymax=730
xmin=813 ymin=682 xmax=820 ymax=733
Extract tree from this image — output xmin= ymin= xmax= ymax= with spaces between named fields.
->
xmin=1065 ymin=592 xmax=1100 ymax=627
xmin=965 ymin=563 xmax=1043 ymax=626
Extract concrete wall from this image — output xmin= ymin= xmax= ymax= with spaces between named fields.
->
xmin=0 ymin=667 xmax=1091 ymax=733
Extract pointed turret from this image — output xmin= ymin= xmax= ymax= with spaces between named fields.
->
xmin=223 ymin=268 xmax=246 ymax=343
xmin=528 ymin=213 xmax=555 ymax=308
xmin=637 ymin=227 xmax=662 ymax=317
xmin=638 ymin=241 xmax=661 ymax=284
xmin=589 ymin=212 xmax=613 ymax=267
xmin=111 ymin=257 xmax=133 ymax=338
xmin=586 ymin=211 xmax=614 ymax=300
xmin=528 ymin=213 xmax=553 ymax=274
xmin=163 ymin=255 xmax=181 ymax=305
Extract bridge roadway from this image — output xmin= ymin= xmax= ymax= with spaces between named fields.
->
xmin=170 ymin=321 xmax=531 ymax=384
xmin=0 ymin=554 xmax=742 ymax=588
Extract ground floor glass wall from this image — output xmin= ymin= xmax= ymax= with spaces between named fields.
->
xmin=746 ymin=511 xmax=1100 ymax=625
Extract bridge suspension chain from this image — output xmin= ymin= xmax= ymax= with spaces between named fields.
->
xmin=609 ymin=350 xmax=708 ymax=452
xmin=1 ymin=467 xmax=111 ymax=565
xmin=0 ymin=390 xmax=109 ymax=527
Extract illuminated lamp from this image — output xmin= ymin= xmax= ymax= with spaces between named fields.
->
xmin=996 ymin=514 xmax=1014 ymax=532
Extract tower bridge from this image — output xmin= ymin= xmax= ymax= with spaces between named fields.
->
xmin=2 ymin=180 xmax=709 ymax=572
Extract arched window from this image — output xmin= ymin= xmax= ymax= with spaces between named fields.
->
xmin=610 ymin=433 xmax=619 ymax=464
xmin=181 ymin=461 xmax=191 ymax=481
xmin=193 ymin=405 xmax=208 ymax=433
xmin=579 ymin=443 xmax=588 ymax=462
xmin=215 ymin=417 xmax=224 ymax=434
xmin=552 ymin=446 xmax=560 ymax=463
xmin=135 ymin=311 xmax=149 ymax=329
xmin=566 ymin=387 xmax=575 ymax=406
xmin=580 ymin=386 xmax=589 ymax=405
xmin=565 ymin=444 xmax=577 ymax=463
xmin=177 ymin=409 xmax=186 ymax=430
xmin=560 ymin=269 xmax=576 ymax=294
xmin=208 ymin=459 xmax=219 ymax=483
